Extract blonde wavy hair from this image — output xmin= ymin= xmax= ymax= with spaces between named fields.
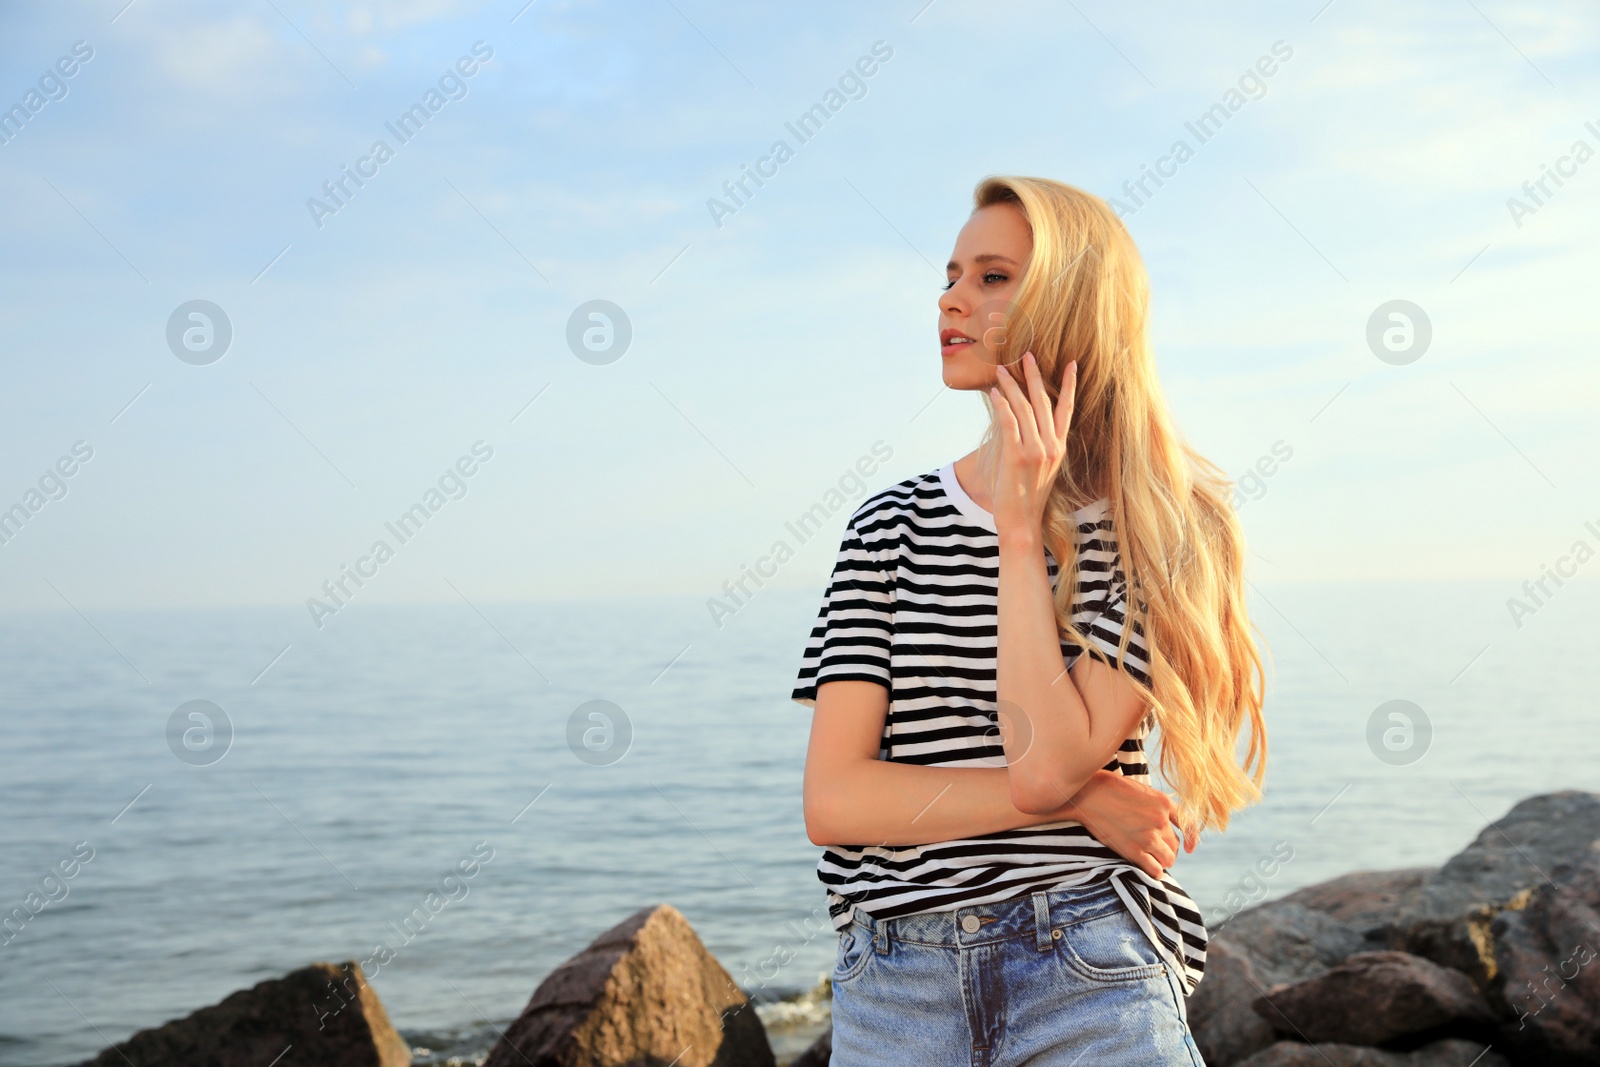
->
xmin=971 ymin=175 xmax=1267 ymax=836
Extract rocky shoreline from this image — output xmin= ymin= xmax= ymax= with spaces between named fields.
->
xmin=71 ymin=791 xmax=1600 ymax=1066
xmin=1188 ymin=790 xmax=1600 ymax=1067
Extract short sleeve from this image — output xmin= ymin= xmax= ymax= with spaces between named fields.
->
xmin=790 ymin=517 xmax=895 ymax=707
xmin=1068 ymin=508 xmax=1152 ymax=689
xmin=1080 ymin=562 xmax=1152 ymax=688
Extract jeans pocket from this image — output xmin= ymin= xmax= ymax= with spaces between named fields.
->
xmin=1056 ymin=904 xmax=1168 ymax=983
xmin=832 ymin=926 xmax=875 ymax=984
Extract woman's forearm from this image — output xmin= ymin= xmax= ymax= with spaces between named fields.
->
xmin=805 ymin=756 xmax=1082 ymax=846
xmin=996 ymin=527 xmax=1105 ymax=811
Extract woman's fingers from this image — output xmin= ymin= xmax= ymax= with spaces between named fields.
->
xmin=994 ymin=364 xmax=1043 ymax=458
xmin=1007 ymin=353 xmax=1076 ymax=456
xmin=988 ymin=384 xmax=1021 ymax=446
xmin=1141 ymin=829 xmax=1176 ymax=872
xmin=1019 ymin=352 xmax=1056 ymax=446
xmin=1054 ymin=359 xmax=1078 ymax=444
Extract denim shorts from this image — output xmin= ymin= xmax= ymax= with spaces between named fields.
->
xmin=828 ymin=879 xmax=1206 ymax=1066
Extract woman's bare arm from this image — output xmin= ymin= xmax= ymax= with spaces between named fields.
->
xmin=986 ymin=353 xmax=1151 ymax=814
xmin=802 ymin=679 xmax=1081 ymax=846
xmin=802 ymin=679 xmax=1180 ymax=875
xmin=996 ymin=534 xmax=1150 ymax=813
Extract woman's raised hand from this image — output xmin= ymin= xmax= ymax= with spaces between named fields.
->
xmin=989 ymin=352 xmax=1077 ymax=542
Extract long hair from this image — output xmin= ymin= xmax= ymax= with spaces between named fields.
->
xmin=970 ymin=175 xmax=1267 ymax=836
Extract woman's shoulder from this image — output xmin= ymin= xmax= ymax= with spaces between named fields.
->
xmin=1070 ymin=495 xmax=1111 ymax=523
xmin=844 ymin=467 xmax=946 ymax=534
xmin=1066 ymin=497 xmax=1132 ymax=603
xmin=1066 ymin=497 xmax=1117 ymax=558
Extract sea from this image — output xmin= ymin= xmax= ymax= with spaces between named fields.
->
xmin=2 ymin=578 xmax=1597 ymax=1066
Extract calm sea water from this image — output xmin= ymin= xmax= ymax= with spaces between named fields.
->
xmin=2 ymin=579 xmax=1597 ymax=1066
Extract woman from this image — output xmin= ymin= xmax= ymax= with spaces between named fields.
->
xmin=790 ymin=176 xmax=1266 ymax=1064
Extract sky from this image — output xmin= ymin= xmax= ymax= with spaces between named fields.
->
xmin=2 ymin=0 xmax=1599 ymax=619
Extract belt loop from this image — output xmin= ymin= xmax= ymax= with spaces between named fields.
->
xmin=1033 ymin=891 xmax=1053 ymax=951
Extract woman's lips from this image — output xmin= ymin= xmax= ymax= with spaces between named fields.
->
xmin=941 ymin=329 xmax=975 ymax=357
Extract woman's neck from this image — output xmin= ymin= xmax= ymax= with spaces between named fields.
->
xmin=952 ymin=442 xmax=999 ymax=514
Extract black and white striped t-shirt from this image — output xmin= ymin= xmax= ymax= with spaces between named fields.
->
xmin=790 ymin=462 xmax=1207 ymax=995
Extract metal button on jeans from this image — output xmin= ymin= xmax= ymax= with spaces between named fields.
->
xmin=961 ymin=915 xmax=981 ymax=933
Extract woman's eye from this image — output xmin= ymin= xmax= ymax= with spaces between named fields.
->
xmin=984 ymin=272 xmax=1008 ymax=285
xmin=941 ymin=279 xmax=956 ymax=291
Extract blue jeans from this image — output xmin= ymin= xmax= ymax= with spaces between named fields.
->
xmin=829 ymin=879 xmax=1206 ymax=1066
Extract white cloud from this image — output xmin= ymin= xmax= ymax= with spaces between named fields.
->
xmin=141 ymin=13 xmax=294 ymax=98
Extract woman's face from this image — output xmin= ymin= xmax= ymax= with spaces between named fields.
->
xmin=939 ymin=201 xmax=1033 ymax=390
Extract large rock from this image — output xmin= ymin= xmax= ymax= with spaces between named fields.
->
xmin=483 ymin=904 xmax=774 ymax=1067
xmin=1192 ymin=794 xmax=1600 ymax=1065
xmin=1191 ymin=870 xmax=1431 ymax=1067
xmin=1280 ymin=869 xmax=1433 ymax=936
xmin=75 ymin=961 xmax=410 ymax=1067
xmin=1388 ymin=791 xmax=1600 ymax=988
xmin=1235 ymin=1039 xmax=1508 ymax=1067
xmin=1251 ymin=951 xmax=1494 ymax=1047
xmin=1189 ymin=940 xmax=1281 ymax=1067
xmin=1490 ymin=842 xmax=1600 ymax=1065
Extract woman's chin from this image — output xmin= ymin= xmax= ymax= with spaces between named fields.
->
xmin=941 ymin=364 xmax=997 ymax=392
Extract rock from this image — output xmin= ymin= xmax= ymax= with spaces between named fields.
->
xmin=1401 ymin=1042 xmax=1511 ymax=1067
xmin=75 ymin=960 xmax=410 ymax=1067
xmin=482 ymin=903 xmax=775 ymax=1067
xmin=1213 ymin=901 xmax=1373 ymax=985
xmin=1280 ymin=869 xmax=1432 ymax=936
xmin=1188 ymin=940 xmax=1280 ymax=1067
xmin=1251 ymin=951 xmax=1494 ymax=1047
xmin=1490 ymin=842 xmax=1600 ymax=1064
xmin=1234 ymin=1039 xmax=1508 ymax=1067
xmin=1190 ymin=900 xmax=1369 ymax=1065
xmin=787 ymin=1025 xmax=831 ymax=1067
xmin=1191 ymin=794 xmax=1600 ymax=1064
xmin=1192 ymin=871 xmax=1430 ymax=1067
xmin=1388 ymin=791 xmax=1600 ymax=988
